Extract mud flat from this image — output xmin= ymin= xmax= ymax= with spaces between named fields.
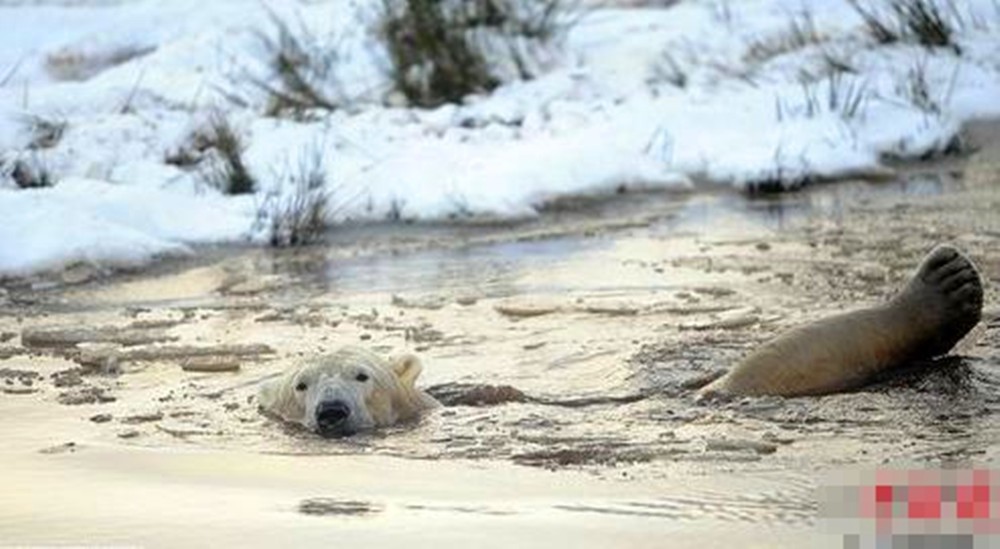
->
xmin=1 ymin=121 xmax=1000 ymax=547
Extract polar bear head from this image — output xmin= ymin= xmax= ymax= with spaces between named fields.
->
xmin=258 ymin=346 xmax=439 ymax=438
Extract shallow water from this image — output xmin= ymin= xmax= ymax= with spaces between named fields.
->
xmin=0 ymin=398 xmax=819 ymax=548
xmin=1 ymin=128 xmax=999 ymax=546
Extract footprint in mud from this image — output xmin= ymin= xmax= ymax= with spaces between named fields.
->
xmin=297 ymin=497 xmax=383 ymax=517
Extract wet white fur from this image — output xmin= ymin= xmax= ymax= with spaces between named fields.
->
xmin=258 ymin=346 xmax=439 ymax=434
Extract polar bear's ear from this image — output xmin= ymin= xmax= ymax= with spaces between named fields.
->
xmin=391 ymin=354 xmax=423 ymax=388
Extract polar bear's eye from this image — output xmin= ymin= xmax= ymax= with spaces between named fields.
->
xmin=355 ymin=372 xmax=369 ymax=382
xmin=295 ymin=381 xmax=308 ymax=392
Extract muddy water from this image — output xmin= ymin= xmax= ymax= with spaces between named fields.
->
xmin=1 ymin=123 xmax=1000 ymax=546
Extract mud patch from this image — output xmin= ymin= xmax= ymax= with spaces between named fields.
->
xmin=0 ymin=367 xmax=40 ymax=385
xmin=122 ymin=411 xmax=164 ymax=424
xmin=513 ymin=444 xmax=657 ymax=468
xmin=181 ymin=356 xmax=241 ymax=373
xmin=51 ymin=368 xmax=84 ymax=387
xmin=22 ymin=325 xmax=178 ymax=349
xmin=1 ymin=367 xmax=40 ymax=394
xmin=79 ymin=343 xmax=274 ymax=366
xmin=57 ymin=386 xmax=116 ymax=405
xmin=427 ymin=383 xmax=528 ymax=406
xmin=297 ymin=498 xmax=383 ymax=517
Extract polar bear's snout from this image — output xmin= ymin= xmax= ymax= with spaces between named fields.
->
xmin=308 ymin=377 xmax=372 ymax=437
xmin=316 ymin=400 xmax=352 ymax=437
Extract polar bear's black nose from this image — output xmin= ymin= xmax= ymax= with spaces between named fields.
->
xmin=316 ymin=400 xmax=351 ymax=432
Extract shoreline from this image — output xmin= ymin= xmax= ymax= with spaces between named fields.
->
xmin=1 ymin=116 xmax=989 ymax=295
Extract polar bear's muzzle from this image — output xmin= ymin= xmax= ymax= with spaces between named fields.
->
xmin=315 ymin=400 xmax=353 ymax=438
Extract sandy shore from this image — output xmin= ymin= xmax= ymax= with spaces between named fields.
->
xmin=1 ymin=121 xmax=999 ymax=547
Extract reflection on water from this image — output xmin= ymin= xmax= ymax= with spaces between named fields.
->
xmin=252 ymin=169 xmax=961 ymax=299
xmin=322 ymin=238 xmax=604 ymax=296
xmin=664 ymin=170 xmax=957 ymax=234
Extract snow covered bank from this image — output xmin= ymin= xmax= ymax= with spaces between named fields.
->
xmin=2 ymin=0 xmax=1000 ymax=276
xmin=0 ymin=177 xmax=253 ymax=276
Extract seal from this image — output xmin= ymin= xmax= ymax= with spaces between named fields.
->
xmin=698 ymin=245 xmax=984 ymax=397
